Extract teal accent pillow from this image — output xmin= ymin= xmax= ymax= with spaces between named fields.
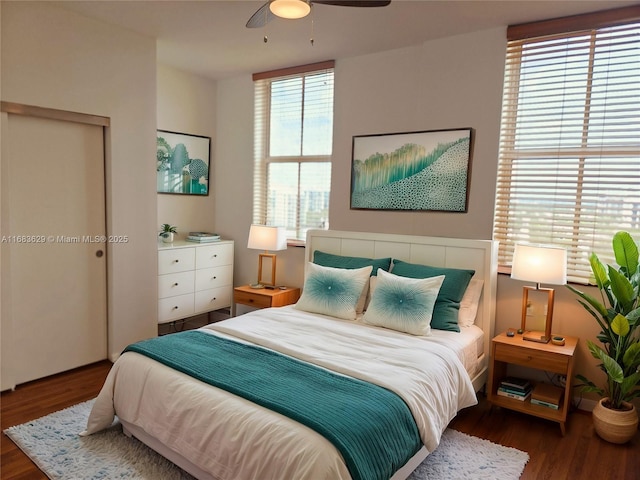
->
xmin=363 ymin=269 xmax=444 ymax=336
xmin=313 ymin=251 xmax=391 ymax=277
xmin=390 ymin=259 xmax=475 ymax=332
xmin=294 ymin=263 xmax=373 ymax=320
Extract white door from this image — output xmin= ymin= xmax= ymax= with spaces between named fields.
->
xmin=4 ymin=113 xmax=107 ymax=385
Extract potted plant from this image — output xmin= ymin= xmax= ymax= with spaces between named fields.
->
xmin=159 ymin=224 xmax=177 ymax=243
xmin=568 ymin=231 xmax=640 ymax=444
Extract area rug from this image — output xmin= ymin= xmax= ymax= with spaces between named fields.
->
xmin=5 ymin=400 xmax=529 ymax=480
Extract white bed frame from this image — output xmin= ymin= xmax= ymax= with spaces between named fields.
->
xmin=306 ymin=229 xmax=498 ymax=391
xmin=306 ymin=230 xmax=498 ymax=480
xmin=123 ymin=230 xmax=498 ymax=480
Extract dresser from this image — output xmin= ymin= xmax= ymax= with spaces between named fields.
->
xmin=157 ymin=240 xmax=234 ymax=324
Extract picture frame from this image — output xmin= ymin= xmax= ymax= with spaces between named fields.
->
xmin=157 ymin=130 xmax=211 ymax=195
xmin=350 ymin=128 xmax=473 ymax=212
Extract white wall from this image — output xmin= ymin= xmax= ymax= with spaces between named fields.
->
xmin=157 ymin=64 xmax=218 ymax=235
xmin=1 ymin=2 xmax=158 ymax=364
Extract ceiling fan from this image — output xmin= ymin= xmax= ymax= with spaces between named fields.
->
xmin=246 ymin=0 xmax=391 ymax=28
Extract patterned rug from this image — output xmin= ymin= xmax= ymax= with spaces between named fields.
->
xmin=5 ymin=400 xmax=529 ymax=479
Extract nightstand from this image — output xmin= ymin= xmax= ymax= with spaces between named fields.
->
xmin=234 ymin=285 xmax=301 ymax=311
xmin=487 ymin=331 xmax=578 ymax=435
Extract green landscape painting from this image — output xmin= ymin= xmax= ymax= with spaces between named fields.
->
xmin=350 ymin=128 xmax=472 ymax=212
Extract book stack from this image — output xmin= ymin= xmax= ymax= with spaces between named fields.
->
xmin=531 ymin=383 xmax=563 ymax=409
xmin=186 ymin=232 xmax=221 ymax=243
xmin=497 ymin=377 xmax=532 ymax=401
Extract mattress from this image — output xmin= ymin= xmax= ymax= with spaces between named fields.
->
xmin=83 ymin=306 xmax=479 ymax=480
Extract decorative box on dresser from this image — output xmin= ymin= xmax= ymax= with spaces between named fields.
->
xmin=158 ymin=240 xmax=234 ymax=324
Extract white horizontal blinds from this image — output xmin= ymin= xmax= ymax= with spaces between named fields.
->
xmin=494 ymin=20 xmax=640 ymax=284
xmin=253 ymin=61 xmax=334 ymax=241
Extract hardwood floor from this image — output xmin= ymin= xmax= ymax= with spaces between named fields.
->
xmin=2 ymin=361 xmax=638 ymax=479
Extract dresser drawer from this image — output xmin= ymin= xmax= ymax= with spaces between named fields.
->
xmin=195 ymin=266 xmax=233 ymax=292
xmin=158 ymin=293 xmax=194 ymax=323
xmin=195 ymin=287 xmax=231 ymax=313
xmin=195 ymin=243 xmax=234 ymax=269
xmin=158 ymin=248 xmax=195 ymax=275
xmin=158 ymin=271 xmax=195 ymax=299
xmin=494 ymin=342 xmax=568 ymax=373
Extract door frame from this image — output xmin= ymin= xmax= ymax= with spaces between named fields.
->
xmin=0 ymin=102 xmax=111 ymax=390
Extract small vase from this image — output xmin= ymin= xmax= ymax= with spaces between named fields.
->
xmin=161 ymin=232 xmax=174 ymax=243
xmin=592 ymin=397 xmax=639 ymax=444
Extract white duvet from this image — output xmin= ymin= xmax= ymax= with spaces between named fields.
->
xmin=83 ymin=307 xmax=477 ymax=480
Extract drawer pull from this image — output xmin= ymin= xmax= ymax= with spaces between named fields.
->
xmin=173 ymin=306 xmax=179 ymax=310
xmin=174 ymin=282 xmax=179 ymax=286
xmin=174 ymin=259 xmax=179 ymax=263
xmin=212 ymin=276 xmax=217 ymax=280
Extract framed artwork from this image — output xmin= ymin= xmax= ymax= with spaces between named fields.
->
xmin=350 ymin=128 xmax=473 ymax=212
xmin=157 ymin=130 xmax=211 ymax=195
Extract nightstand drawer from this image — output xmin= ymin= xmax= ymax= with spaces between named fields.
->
xmin=234 ymin=290 xmax=273 ymax=308
xmin=494 ymin=342 xmax=568 ymax=373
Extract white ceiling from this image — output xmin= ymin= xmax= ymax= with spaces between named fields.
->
xmin=58 ymin=0 xmax=638 ymax=80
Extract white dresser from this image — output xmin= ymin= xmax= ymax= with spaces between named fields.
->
xmin=157 ymin=240 xmax=234 ymax=324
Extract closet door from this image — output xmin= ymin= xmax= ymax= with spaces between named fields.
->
xmin=4 ymin=113 xmax=107 ymax=386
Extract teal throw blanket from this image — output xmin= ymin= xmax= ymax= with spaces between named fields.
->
xmin=124 ymin=330 xmax=421 ymax=480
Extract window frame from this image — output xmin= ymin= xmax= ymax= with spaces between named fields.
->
xmin=253 ymin=61 xmax=334 ymax=243
xmin=494 ymin=7 xmax=640 ymax=284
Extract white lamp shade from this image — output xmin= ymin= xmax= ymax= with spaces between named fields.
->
xmin=511 ymin=243 xmax=567 ymax=285
xmin=269 ymin=0 xmax=311 ymax=19
xmin=247 ymin=225 xmax=287 ymax=251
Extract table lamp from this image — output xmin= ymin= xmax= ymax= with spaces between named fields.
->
xmin=511 ymin=243 xmax=567 ymax=343
xmin=247 ymin=224 xmax=287 ymax=289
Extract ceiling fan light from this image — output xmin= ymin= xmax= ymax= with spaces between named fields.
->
xmin=269 ymin=0 xmax=311 ymax=20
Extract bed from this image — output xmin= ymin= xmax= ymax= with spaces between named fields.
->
xmin=82 ymin=230 xmax=498 ymax=480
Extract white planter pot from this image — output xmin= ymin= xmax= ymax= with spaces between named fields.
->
xmin=161 ymin=232 xmax=174 ymax=243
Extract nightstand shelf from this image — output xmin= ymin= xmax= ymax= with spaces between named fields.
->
xmin=234 ymin=285 xmax=300 ymax=311
xmin=487 ymin=331 xmax=578 ymax=435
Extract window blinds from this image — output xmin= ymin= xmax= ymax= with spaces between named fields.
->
xmin=253 ymin=62 xmax=334 ymax=241
xmin=494 ymin=22 xmax=640 ymax=283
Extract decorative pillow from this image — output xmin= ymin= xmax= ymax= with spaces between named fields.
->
xmin=458 ymin=278 xmax=484 ymax=327
xmin=390 ymin=259 xmax=475 ymax=332
xmin=313 ymin=251 xmax=391 ymax=276
xmin=363 ymin=269 xmax=444 ymax=336
xmin=313 ymin=251 xmax=391 ymax=315
xmin=294 ymin=263 xmax=373 ymax=320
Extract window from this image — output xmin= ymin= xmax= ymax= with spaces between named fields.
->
xmin=253 ymin=61 xmax=334 ymax=243
xmin=494 ymin=11 xmax=640 ymax=284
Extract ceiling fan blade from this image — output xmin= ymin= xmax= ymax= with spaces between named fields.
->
xmin=312 ymin=0 xmax=391 ymax=6
xmin=246 ymin=1 xmax=276 ymax=29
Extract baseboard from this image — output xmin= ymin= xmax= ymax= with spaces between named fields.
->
xmin=575 ymin=396 xmax=598 ymax=412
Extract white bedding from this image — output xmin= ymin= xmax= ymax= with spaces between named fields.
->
xmin=83 ymin=307 xmax=478 ymax=480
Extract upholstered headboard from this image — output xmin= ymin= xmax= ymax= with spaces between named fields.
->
xmin=305 ymin=229 xmax=498 ymax=390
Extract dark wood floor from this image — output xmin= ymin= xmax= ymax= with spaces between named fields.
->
xmin=2 ymin=361 xmax=639 ymax=479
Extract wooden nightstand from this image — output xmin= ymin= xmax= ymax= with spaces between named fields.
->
xmin=487 ymin=331 xmax=578 ymax=435
xmin=234 ymin=285 xmax=301 ymax=311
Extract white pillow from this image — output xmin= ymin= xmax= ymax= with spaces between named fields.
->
xmin=458 ymin=278 xmax=484 ymax=327
xmin=363 ymin=269 xmax=444 ymax=335
xmin=294 ymin=263 xmax=373 ymax=320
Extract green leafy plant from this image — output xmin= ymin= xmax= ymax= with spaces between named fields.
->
xmin=568 ymin=231 xmax=640 ymax=410
xmin=159 ymin=224 xmax=177 ymax=236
